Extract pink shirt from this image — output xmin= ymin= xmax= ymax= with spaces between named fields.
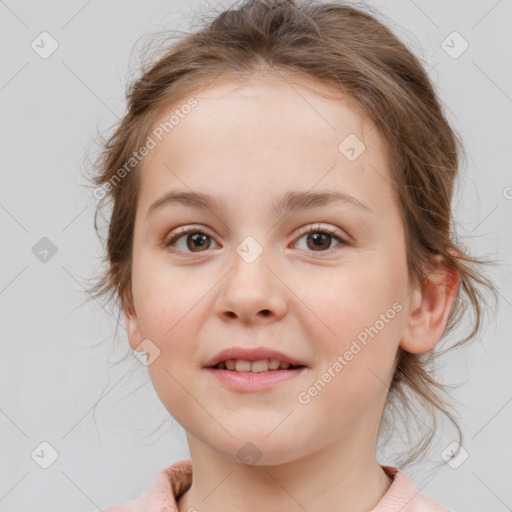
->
xmin=101 ymin=458 xmax=456 ymax=512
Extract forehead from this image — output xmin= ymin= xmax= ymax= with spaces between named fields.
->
xmin=156 ymin=75 xmax=374 ymax=147
xmin=137 ymin=75 xmax=394 ymax=218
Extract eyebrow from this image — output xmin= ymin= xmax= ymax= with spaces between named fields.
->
xmin=145 ymin=188 xmax=373 ymax=219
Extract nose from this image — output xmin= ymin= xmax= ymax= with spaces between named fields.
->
xmin=213 ymin=247 xmax=287 ymax=325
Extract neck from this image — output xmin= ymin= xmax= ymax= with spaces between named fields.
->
xmin=177 ymin=433 xmax=392 ymax=512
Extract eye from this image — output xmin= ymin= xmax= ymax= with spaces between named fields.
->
xmin=162 ymin=223 xmax=349 ymax=258
xmin=292 ymin=223 xmax=348 ymax=254
xmin=163 ymin=225 xmax=218 ymax=257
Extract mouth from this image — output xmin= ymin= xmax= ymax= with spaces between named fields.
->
xmin=208 ymin=359 xmax=306 ymax=372
xmin=203 ymin=346 xmax=308 ymax=371
xmin=203 ymin=347 xmax=308 ymax=391
xmin=205 ymin=361 xmax=308 ymax=392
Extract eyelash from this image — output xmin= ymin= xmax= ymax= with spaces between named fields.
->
xmin=162 ymin=223 xmax=350 ymax=259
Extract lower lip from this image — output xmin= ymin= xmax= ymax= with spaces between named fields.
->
xmin=205 ymin=367 xmax=307 ymax=391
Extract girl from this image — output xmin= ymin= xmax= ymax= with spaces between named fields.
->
xmin=86 ymin=0 xmax=498 ymax=510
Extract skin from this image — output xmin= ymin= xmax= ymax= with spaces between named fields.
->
xmin=125 ymin=74 xmax=459 ymax=512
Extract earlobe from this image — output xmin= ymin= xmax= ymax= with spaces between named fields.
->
xmin=400 ymin=256 xmax=460 ymax=354
xmin=124 ymin=307 xmax=143 ymax=352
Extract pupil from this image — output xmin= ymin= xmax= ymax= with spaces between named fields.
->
xmin=309 ymin=233 xmax=330 ymax=250
xmin=188 ymin=233 xmax=210 ymax=251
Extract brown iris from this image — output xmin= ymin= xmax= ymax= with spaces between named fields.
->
xmin=306 ymin=232 xmax=332 ymax=251
xmin=186 ymin=232 xmax=211 ymax=252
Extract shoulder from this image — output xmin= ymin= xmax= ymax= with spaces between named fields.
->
xmin=370 ymin=466 xmax=457 ymax=512
xmin=100 ymin=459 xmax=193 ymax=512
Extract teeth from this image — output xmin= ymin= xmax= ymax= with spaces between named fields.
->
xmin=216 ymin=358 xmax=299 ymax=372
xmin=251 ymin=360 xmax=268 ymax=373
xmin=235 ymin=360 xmax=252 ymax=372
xmin=269 ymin=358 xmax=281 ymax=370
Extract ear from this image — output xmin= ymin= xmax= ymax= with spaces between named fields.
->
xmin=124 ymin=306 xmax=144 ymax=352
xmin=400 ymin=254 xmax=460 ymax=354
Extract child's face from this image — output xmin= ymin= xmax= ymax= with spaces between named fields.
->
xmin=126 ymin=76 xmax=417 ymax=464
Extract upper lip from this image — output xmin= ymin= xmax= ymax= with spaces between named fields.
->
xmin=203 ymin=346 xmax=308 ymax=368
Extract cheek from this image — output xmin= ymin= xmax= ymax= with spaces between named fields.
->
xmin=297 ymin=257 xmax=404 ymax=379
xmin=133 ymin=264 xmax=206 ymax=421
xmin=296 ymin=256 xmax=397 ymax=332
xmin=132 ymin=248 xmax=206 ymax=337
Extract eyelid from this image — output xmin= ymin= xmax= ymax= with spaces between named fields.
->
xmin=293 ymin=223 xmax=347 ymax=242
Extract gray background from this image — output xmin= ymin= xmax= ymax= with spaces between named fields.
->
xmin=1 ymin=0 xmax=511 ymax=511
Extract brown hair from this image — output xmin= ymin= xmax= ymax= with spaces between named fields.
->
xmin=84 ymin=0 xmax=499 ymax=468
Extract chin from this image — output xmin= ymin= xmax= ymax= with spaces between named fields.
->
xmin=208 ymin=432 xmax=306 ymax=467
